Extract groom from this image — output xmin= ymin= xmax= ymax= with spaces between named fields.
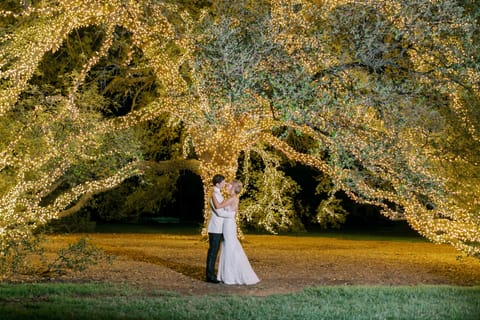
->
xmin=205 ymin=174 xmax=234 ymax=283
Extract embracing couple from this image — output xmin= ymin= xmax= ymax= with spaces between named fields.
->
xmin=205 ymin=174 xmax=260 ymax=285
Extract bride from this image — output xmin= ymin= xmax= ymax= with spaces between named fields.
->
xmin=211 ymin=179 xmax=260 ymax=285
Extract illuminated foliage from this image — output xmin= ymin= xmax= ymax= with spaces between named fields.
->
xmin=0 ymin=0 xmax=479 ymax=273
xmin=0 ymin=0 xmax=191 ymax=273
xmin=266 ymin=0 xmax=480 ymax=256
xmin=188 ymin=0 xmax=480 ymax=255
xmin=238 ymin=146 xmax=302 ymax=233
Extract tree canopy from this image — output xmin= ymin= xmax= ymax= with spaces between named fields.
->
xmin=0 ymin=0 xmax=479 ymax=272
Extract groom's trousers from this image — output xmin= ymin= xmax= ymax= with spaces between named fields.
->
xmin=206 ymin=232 xmax=223 ymax=281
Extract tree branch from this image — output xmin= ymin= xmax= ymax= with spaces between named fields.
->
xmin=56 ymin=159 xmax=201 ymax=218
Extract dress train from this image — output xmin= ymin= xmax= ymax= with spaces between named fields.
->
xmin=217 ymin=214 xmax=259 ymax=285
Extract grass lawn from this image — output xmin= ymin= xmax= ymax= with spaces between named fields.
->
xmin=0 ymin=282 xmax=479 ymax=320
xmin=1 ymin=224 xmax=480 ymax=319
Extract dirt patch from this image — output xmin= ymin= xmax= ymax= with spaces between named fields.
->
xmin=7 ymin=233 xmax=480 ymax=296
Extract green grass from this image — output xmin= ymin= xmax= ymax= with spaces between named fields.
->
xmin=93 ymin=222 xmax=203 ymax=235
xmin=93 ymin=221 xmax=426 ymax=242
xmin=1 ymin=283 xmax=479 ymax=320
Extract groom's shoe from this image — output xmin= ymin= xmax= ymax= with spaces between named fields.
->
xmin=206 ymin=277 xmax=220 ymax=284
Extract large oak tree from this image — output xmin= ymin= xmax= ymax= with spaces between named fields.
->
xmin=0 ymin=0 xmax=479 ymax=274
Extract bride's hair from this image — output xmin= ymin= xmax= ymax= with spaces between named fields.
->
xmin=231 ymin=179 xmax=242 ymax=194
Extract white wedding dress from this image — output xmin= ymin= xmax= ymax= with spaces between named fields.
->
xmin=217 ymin=208 xmax=260 ymax=285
